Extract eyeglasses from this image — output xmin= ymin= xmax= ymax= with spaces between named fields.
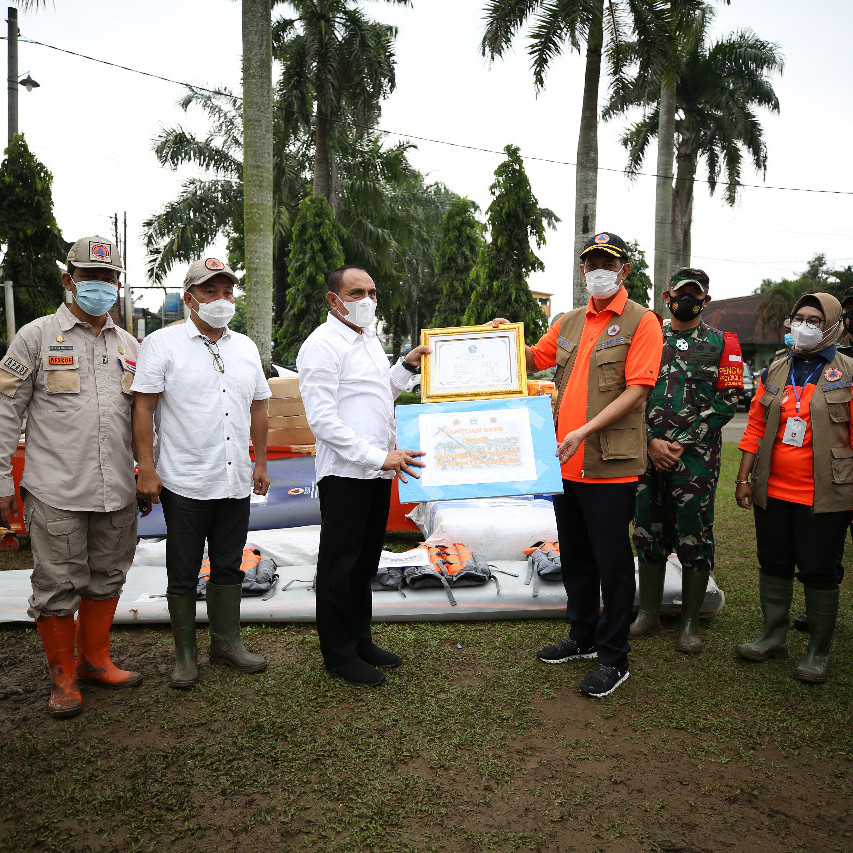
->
xmin=203 ymin=339 xmax=224 ymax=373
xmin=791 ymin=314 xmax=824 ymax=329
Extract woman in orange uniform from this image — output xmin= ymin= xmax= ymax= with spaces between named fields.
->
xmin=735 ymin=293 xmax=853 ymax=682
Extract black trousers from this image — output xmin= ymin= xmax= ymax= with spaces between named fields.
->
xmin=552 ymin=480 xmax=637 ymax=670
xmin=316 ymin=476 xmax=392 ymax=666
xmin=160 ymin=487 xmax=250 ymax=595
xmin=754 ymin=497 xmax=851 ymax=590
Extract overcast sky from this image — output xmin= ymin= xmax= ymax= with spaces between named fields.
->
xmin=8 ymin=0 xmax=853 ymax=315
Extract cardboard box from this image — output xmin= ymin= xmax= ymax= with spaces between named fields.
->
xmin=267 ymin=396 xmax=305 ymax=418
xmin=267 ymin=375 xmax=300 ymax=397
xmin=267 ymin=428 xmax=316 ymax=447
xmin=268 ymin=414 xmax=310 ymax=431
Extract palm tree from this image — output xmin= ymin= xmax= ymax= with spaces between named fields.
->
xmin=481 ymin=1 xmax=668 ymax=309
xmin=604 ymin=7 xmax=783 ymax=273
xmin=273 ymin=0 xmax=410 ymax=216
xmin=242 ymin=0 xmax=275 ymax=367
xmin=143 ymin=89 xmax=455 ymax=353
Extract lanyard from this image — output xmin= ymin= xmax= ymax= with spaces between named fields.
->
xmin=789 ymin=361 xmax=823 ymax=414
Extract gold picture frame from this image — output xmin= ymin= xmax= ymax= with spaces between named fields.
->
xmin=419 ymin=323 xmax=527 ymax=403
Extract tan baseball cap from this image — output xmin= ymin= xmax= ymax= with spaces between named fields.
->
xmin=182 ymin=257 xmax=239 ymax=291
xmin=67 ymin=235 xmax=124 ymax=272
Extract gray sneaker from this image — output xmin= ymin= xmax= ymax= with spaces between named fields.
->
xmin=537 ymin=637 xmax=597 ymax=664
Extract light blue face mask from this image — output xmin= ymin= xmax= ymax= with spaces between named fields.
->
xmin=784 ymin=333 xmax=794 ymax=347
xmin=74 ymin=280 xmax=118 ymax=316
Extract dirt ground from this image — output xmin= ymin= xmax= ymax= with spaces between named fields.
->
xmin=2 ymin=502 xmax=852 ymax=852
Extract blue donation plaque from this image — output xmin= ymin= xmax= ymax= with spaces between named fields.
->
xmin=396 ymin=395 xmax=563 ymax=503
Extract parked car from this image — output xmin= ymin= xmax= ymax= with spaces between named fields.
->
xmin=740 ymin=364 xmax=755 ymax=411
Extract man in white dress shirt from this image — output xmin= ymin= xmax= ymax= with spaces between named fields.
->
xmin=133 ymin=258 xmax=270 ymax=688
xmin=298 ymin=265 xmax=428 ymax=686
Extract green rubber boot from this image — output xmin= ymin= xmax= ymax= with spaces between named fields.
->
xmin=795 ymin=587 xmax=839 ymax=683
xmin=166 ymin=591 xmax=199 ymax=689
xmin=675 ymin=569 xmax=710 ymax=654
xmin=629 ymin=562 xmax=666 ymax=638
xmin=205 ymin=582 xmax=267 ymax=673
xmin=735 ymin=574 xmax=793 ymax=661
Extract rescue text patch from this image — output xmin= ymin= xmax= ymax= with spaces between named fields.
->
xmin=47 ymin=355 xmax=75 ymax=366
xmin=0 ymin=354 xmax=30 ymax=379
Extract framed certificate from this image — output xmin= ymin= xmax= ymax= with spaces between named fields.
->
xmin=420 ymin=323 xmax=527 ymax=403
xmin=395 ymin=396 xmax=563 ymax=503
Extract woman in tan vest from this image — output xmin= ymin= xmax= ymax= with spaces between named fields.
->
xmin=734 ymin=293 xmax=853 ymax=683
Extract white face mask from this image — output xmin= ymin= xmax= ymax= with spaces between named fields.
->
xmin=791 ymin=318 xmax=835 ymax=353
xmin=190 ymin=295 xmax=236 ymax=328
xmin=334 ymin=293 xmax=376 ymax=328
xmin=584 ymin=266 xmax=623 ymax=298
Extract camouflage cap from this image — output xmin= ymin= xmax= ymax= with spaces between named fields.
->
xmin=67 ymin=235 xmax=124 ymax=272
xmin=183 ymin=258 xmax=239 ymax=291
xmin=669 ymin=268 xmax=710 ymax=294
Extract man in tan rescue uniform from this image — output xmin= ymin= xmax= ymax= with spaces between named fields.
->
xmin=0 ymin=236 xmax=141 ymax=717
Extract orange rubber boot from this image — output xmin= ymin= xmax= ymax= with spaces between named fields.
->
xmin=35 ymin=615 xmax=83 ymax=718
xmin=76 ymin=597 xmax=143 ymax=688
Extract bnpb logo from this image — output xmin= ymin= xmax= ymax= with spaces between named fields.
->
xmin=205 ymin=258 xmax=225 ymax=270
xmin=825 ymin=368 xmax=843 ymax=382
xmin=607 ymin=324 xmax=620 ymax=336
xmin=89 ymin=243 xmax=111 ymax=262
xmin=594 ymin=233 xmax=610 ymax=244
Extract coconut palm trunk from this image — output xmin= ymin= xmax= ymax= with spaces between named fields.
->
xmin=573 ymin=5 xmax=603 ymax=310
xmin=653 ymin=77 xmax=676 ymax=314
xmin=242 ymin=0 xmax=274 ymax=369
xmin=670 ymin=135 xmax=696 ymax=268
xmin=314 ymin=106 xmax=338 ymax=216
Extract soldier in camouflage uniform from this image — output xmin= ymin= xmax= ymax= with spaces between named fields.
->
xmin=631 ymin=269 xmax=744 ymax=653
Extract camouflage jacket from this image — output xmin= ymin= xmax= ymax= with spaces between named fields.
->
xmin=645 ymin=320 xmax=743 ymax=448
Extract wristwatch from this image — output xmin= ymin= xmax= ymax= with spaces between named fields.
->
xmin=401 ymin=359 xmax=420 ymax=375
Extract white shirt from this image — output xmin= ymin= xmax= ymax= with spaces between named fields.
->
xmin=131 ymin=319 xmax=271 ymax=500
xmin=297 ymin=313 xmax=411 ymax=482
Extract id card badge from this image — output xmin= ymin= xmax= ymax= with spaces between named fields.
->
xmin=782 ymin=416 xmax=807 ymax=447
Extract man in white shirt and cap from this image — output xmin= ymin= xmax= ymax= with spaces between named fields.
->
xmin=0 ymin=236 xmax=141 ymax=717
xmin=297 ymin=265 xmax=428 ymax=687
xmin=133 ymin=258 xmax=271 ymax=689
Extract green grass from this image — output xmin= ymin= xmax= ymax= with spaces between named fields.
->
xmin=1 ymin=444 xmax=852 ymax=852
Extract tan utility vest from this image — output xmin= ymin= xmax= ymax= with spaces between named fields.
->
xmin=751 ymin=352 xmax=853 ymax=512
xmin=553 ymin=298 xmax=649 ymax=479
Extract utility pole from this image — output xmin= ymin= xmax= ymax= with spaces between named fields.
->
xmin=7 ymin=6 xmax=17 ymax=147
xmin=4 ymin=280 xmax=13 ymax=341
xmin=123 ymin=211 xmax=132 ymax=333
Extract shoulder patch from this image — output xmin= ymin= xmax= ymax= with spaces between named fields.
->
xmin=0 ymin=353 xmax=32 ymax=397
xmin=717 ymin=332 xmax=744 ymax=390
xmin=0 ymin=353 xmax=31 ymax=379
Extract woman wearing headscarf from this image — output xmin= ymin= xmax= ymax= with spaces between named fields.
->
xmin=735 ymin=292 xmax=853 ymax=683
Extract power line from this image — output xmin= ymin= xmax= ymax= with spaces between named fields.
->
xmin=10 ymin=33 xmax=853 ymax=198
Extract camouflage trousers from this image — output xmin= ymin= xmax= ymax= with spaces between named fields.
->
xmin=632 ymin=449 xmax=720 ymax=574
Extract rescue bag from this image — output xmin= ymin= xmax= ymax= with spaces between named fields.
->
xmin=370 ymin=556 xmax=407 ymax=596
xmin=523 ymin=541 xmax=562 ymax=597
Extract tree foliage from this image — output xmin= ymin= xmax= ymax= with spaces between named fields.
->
xmin=275 ymin=194 xmax=344 ymax=360
xmin=623 ymin=239 xmax=653 ymax=307
xmin=756 ymin=254 xmax=853 ymax=338
xmin=604 ymin=6 xmax=783 ymax=270
xmin=0 ymin=134 xmax=65 ymax=331
xmin=465 ymin=145 xmax=555 ymax=344
xmin=274 ymin=0 xmax=408 ymax=214
xmin=431 ymin=199 xmax=484 ymax=329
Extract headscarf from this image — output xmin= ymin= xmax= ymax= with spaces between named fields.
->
xmin=789 ymin=292 xmax=841 ymax=355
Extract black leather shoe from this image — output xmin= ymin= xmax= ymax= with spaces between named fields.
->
xmin=793 ymin=612 xmax=809 ymax=632
xmin=358 ymin=642 xmax=402 ymax=669
xmin=325 ymin=658 xmax=386 ymax=687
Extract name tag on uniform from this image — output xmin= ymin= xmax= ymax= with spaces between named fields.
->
xmin=782 ymin=416 xmax=807 ymax=447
